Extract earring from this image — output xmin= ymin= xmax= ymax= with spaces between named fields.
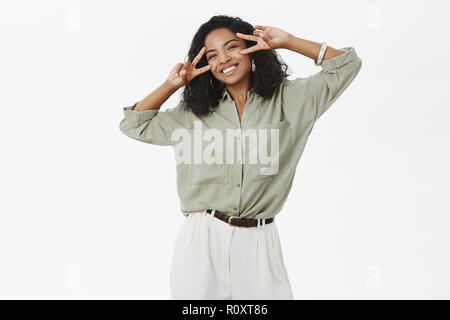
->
xmin=251 ymin=59 xmax=256 ymax=72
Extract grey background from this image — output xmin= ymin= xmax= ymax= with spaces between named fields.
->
xmin=0 ymin=0 xmax=448 ymax=299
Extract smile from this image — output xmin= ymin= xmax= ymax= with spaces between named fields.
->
xmin=220 ymin=64 xmax=239 ymax=76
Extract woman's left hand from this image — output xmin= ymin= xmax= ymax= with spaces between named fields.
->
xmin=236 ymin=25 xmax=291 ymax=54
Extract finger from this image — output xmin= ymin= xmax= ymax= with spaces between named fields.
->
xmin=183 ymin=56 xmax=191 ymax=67
xmin=173 ymin=63 xmax=183 ymax=73
xmin=253 ymin=26 xmax=267 ymax=38
xmin=178 ymin=63 xmax=188 ymax=75
xmin=173 ymin=64 xmax=184 ymax=76
xmin=236 ymin=32 xmax=259 ymax=42
xmin=195 ymin=64 xmax=212 ymax=75
xmin=191 ymin=47 xmax=206 ymax=67
xmin=259 ymin=32 xmax=268 ymax=43
xmin=253 ymin=30 xmax=265 ymax=38
xmin=240 ymin=45 xmax=259 ymax=55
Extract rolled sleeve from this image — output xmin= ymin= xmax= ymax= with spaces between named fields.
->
xmin=119 ymin=100 xmax=191 ymax=146
xmin=122 ymin=101 xmax=160 ymax=123
xmin=294 ymin=46 xmax=362 ymax=122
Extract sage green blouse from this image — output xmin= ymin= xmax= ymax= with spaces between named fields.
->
xmin=119 ymin=46 xmax=362 ymax=220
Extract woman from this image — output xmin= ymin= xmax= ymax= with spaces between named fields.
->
xmin=119 ymin=15 xmax=362 ymax=299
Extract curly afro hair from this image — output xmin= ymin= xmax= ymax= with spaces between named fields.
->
xmin=180 ymin=15 xmax=292 ymax=117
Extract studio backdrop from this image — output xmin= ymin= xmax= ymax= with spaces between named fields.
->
xmin=0 ymin=0 xmax=449 ymax=299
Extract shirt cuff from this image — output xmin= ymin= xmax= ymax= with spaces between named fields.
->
xmin=320 ymin=46 xmax=359 ymax=71
xmin=122 ymin=101 xmax=160 ymax=124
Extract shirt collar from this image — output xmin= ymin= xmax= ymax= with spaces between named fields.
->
xmin=221 ymin=87 xmax=258 ymax=102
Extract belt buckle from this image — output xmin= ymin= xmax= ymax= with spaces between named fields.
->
xmin=228 ymin=216 xmax=239 ymax=226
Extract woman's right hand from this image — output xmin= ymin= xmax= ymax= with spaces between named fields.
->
xmin=166 ymin=47 xmax=212 ymax=90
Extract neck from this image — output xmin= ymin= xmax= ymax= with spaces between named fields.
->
xmin=225 ymin=73 xmax=253 ymax=104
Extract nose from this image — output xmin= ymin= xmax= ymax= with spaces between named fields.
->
xmin=218 ymin=52 xmax=231 ymax=66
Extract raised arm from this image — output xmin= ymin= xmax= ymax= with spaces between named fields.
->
xmin=284 ymin=35 xmax=363 ymax=122
xmin=119 ymin=80 xmax=187 ymax=146
xmin=132 ymin=80 xmax=178 ymax=112
xmin=235 ymin=27 xmax=362 ymax=124
xmin=284 ymin=34 xmax=347 ymax=63
xmin=119 ymin=47 xmax=212 ymax=146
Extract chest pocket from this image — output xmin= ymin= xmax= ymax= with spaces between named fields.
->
xmin=249 ymin=118 xmax=293 ymax=182
xmin=189 ymin=163 xmax=229 ymax=185
xmin=182 ymin=127 xmax=230 ymax=185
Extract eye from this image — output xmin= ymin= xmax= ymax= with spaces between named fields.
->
xmin=207 ymin=46 xmax=238 ymax=60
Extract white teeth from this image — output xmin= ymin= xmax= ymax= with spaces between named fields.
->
xmin=224 ymin=66 xmax=235 ymax=73
xmin=222 ymin=64 xmax=237 ymax=73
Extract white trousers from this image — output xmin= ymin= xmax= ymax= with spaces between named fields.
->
xmin=170 ymin=209 xmax=294 ymax=299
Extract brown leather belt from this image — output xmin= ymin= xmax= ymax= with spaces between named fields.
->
xmin=206 ymin=209 xmax=274 ymax=228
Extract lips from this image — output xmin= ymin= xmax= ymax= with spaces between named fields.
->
xmin=220 ymin=63 xmax=239 ymax=74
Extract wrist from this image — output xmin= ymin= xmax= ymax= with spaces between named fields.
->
xmin=282 ymin=33 xmax=296 ymax=50
xmin=163 ymin=80 xmax=179 ymax=93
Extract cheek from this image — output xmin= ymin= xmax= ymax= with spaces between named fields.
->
xmin=240 ymin=60 xmax=251 ymax=71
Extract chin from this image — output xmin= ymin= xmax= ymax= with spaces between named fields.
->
xmin=221 ymin=72 xmax=250 ymax=85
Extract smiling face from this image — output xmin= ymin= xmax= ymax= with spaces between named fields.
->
xmin=204 ymin=28 xmax=252 ymax=86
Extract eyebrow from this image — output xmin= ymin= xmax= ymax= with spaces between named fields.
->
xmin=206 ymin=39 xmax=238 ymax=55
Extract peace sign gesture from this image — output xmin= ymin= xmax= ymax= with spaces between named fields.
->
xmin=236 ymin=25 xmax=291 ymax=55
xmin=167 ymin=47 xmax=212 ymax=89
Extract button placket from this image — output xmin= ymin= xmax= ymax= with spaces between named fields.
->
xmin=230 ymin=94 xmax=252 ymax=215
xmin=234 ymin=125 xmax=244 ymax=213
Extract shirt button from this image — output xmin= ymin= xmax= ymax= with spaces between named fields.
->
xmin=237 ymin=184 xmax=240 ymax=187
